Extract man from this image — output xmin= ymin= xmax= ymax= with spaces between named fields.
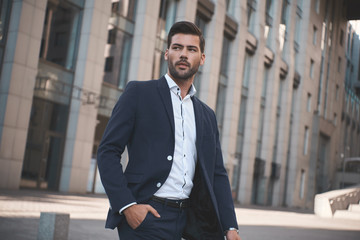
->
xmin=97 ymin=21 xmax=241 ymax=240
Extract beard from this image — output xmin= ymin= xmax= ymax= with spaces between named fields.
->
xmin=168 ymin=59 xmax=200 ymax=82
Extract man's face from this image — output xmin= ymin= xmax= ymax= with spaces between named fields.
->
xmin=165 ymin=33 xmax=205 ymax=82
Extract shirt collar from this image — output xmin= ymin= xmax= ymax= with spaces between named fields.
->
xmin=165 ymin=74 xmax=197 ymax=97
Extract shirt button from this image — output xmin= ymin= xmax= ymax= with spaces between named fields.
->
xmin=156 ymin=182 xmax=161 ymax=188
xmin=167 ymin=155 xmax=173 ymax=161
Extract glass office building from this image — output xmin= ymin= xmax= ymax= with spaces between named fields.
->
xmin=0 ymin=0 xmax=359 ymax=209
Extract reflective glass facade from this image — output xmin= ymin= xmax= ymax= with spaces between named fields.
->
xmin=22 ymin=0 xmax=84 ymax=190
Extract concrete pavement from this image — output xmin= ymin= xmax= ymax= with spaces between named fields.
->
xmin=0 ymin=189 xmax=359 ymax=240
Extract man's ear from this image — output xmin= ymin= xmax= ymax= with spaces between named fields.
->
xmin=200 ymin=53 xmax=205 ymax=65
xmin=164 ymin=49 xmax=169 ymax=61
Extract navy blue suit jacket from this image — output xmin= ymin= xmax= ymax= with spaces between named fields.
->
xmin=97 ymin=76 xmax=238 ymax=238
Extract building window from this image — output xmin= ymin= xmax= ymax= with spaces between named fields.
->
xmin=303 ymin=126 xmax=309 ymax=155
xmin=220 ymin=36 xmax=231 ymax=77
xmin=321 ymin=20 xmax=327 ymax=51
xmin=104 ymin=57 xmax=114 ymax=72
xmin=256 ymin=104 xmax=265 ymax=157
xmin=108 ymin=28 xmax=117 ymax=44
xmin=315 ymin=0 xmax=320 ymax=14
xmin=225 ymin=0 xmax=230 ymax=11
xmin=159 ymin=0 xmax=177 ymax=34
xmin=277 ymin=79 xmax=284 ymax=110
xmin=0 ymin=0 xmax=11 ymax=75
xmin=340 ymin=29 xmax=344 ymax=46
xmin=273 ymin=79 xmax=283 ymax=163
xmin=350 ymin=32 xmax=355 ymax=57
xmin=310 ymin=59 xmax=314 ymax=78
xmin=336 ymin=84 xmax=339 ymax=100
xmin=216 ymin=35 xmax=231 ymax=134
xmin=242 ymin=53 xmax=252 ymax=88
xmin=235 ymin=50 xmax=252 ymax=178
xmin=346 ymin=60 xmax=351 ymax=86
xmin=294 ymin=5 xmax=302 ymax=49
xmin=153 ymin=0 xmax=178 ymax=79
xmin=279 ymin=0 xmax=289 ymax=53
xmin=22 ymin=98 xmax=69 ymax=190
xmin=117 ymin=34 xmax=133 ymax=89
xmin=112 ymin=0 xmax=137 ymax=21
xmin=237 ymin=96 xmax=248 ymax=153
xmin=256 ymin=67 xmax=269 ymax=157
xmin=104 ymin=30 xmax=133 ymax=88
xmin=338 ymin=57 xmax=342 ymax=72
xmin=247 ymin=0 xmax=256 ymax=32
xmin=307 ymin=93 xmax=312 ymax=112
xmin=299 ymin=169 xmax=305 ymax=199
xmin=261 ymin=67 xmax=269 ymax=98
xmin=233 ymin=94 xmax=248 ymax=196
xmin=272 ymin=110 xmax=280 ymax=165
xmin=193 ymin=14 xmax=209 ymax=94
xmin=39 ymin=1 xmax=83 ymax=70
xmin=294 ymin=2 xmax=302 ymax=70
xmin=313 ymin=26 xmax=317 ymax=45
xmin=264 ymin=0 xmax=273 ymax=43
xmin=226 ymin=0 xmax=236 ymax=17
xmin=334 ymin=113 xmax=337 ymax=125
xmin=347 ymin=26 xmax=351 ymax=55
xmin=104 ymin=0 xmax=136 ymax=89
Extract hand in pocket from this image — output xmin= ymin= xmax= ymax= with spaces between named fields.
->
xmin=123 ymin=204 xmax=161 ymax=229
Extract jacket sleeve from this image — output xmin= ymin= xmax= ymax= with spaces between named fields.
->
xmin=212 ymin=111 xmax=239 ymax=232
xmin=97 ymin=81 xmax=138 ymax=212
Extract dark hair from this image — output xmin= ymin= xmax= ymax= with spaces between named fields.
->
xmin=167 ymin=21 xmax=205 ymax=53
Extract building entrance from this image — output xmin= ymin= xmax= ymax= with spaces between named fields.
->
xmin=21 ymin=98 xmax=68 ymax=190
xmin=315 ymin=134 xmax=330 ymax=194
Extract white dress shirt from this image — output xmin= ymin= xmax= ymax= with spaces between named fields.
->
xmin=154 ymin=74 xmax=197 ymax=200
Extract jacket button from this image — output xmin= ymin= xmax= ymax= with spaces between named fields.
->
xmin=167 ymin=155 xmax=173 ymax=161
xmin=156 ymin=182 xmax=161 ymax=188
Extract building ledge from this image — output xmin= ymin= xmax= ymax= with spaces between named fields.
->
xmin=197 ymin=0 xmax=215 ymax=21
xmin=224 ymin=15 xmax=238 ymax=39
xmin=264 ymin=47 xmax=274 ymax=67
xmin=246 ymin=31 xmax=257 ymax=55
xmin=279 ymin=59 xmax=288 ymax=79
xmin=293 ymin=71 xmax=301 ymax=89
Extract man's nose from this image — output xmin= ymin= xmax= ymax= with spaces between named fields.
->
xmin=180 ymin=49 xmax=188 ymax=58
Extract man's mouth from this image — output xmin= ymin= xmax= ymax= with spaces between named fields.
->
xmin=176 ymin=61 xmax=190 ymax=68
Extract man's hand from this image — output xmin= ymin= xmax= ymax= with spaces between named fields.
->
xmin=123 ymin=204 xmax=160 ymax=229
xmin=226 ymin=229 xmax=241 ymax=240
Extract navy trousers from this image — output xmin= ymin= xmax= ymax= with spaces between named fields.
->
xmin=117 ymin=199 xmax=188 ymax=240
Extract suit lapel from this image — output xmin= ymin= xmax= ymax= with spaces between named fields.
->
xmin=157 ymin=76 xmax=175 ymax=134
xmin=191 ymin=96 xmax=203 ymax=153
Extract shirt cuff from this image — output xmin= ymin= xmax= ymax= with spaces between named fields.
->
xmin=224 ymin=227 xmax=239 ymax=235
xmin=119 ymin=202 xmax=137 ymax=215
